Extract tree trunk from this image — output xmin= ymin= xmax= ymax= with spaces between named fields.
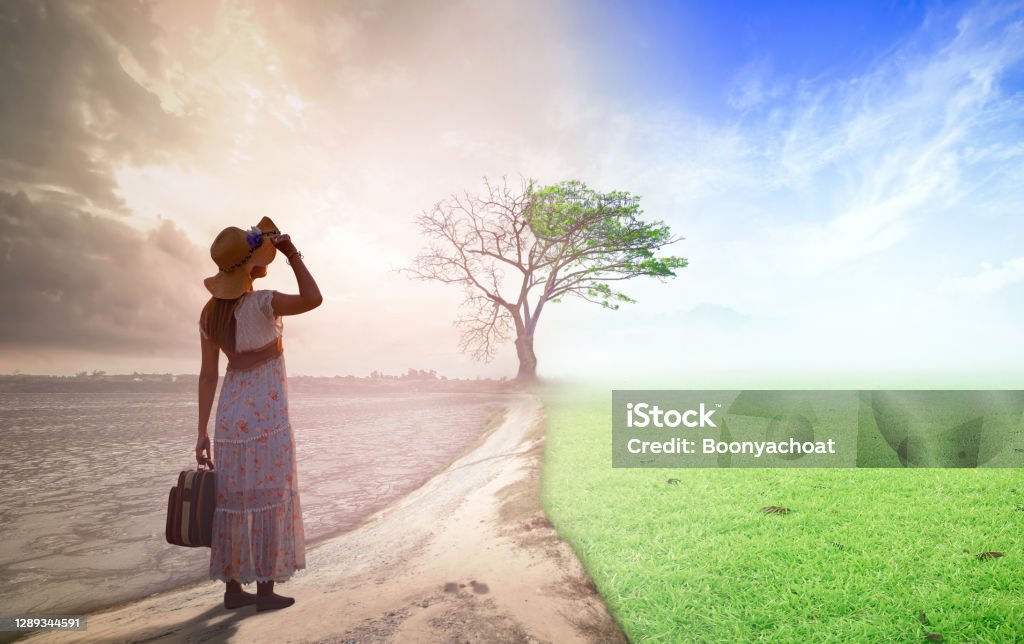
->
xmin=514 ymin=333 xmax=538 ymax=381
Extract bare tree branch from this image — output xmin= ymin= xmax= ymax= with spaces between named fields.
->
xmin=402 ymin=176 xmax=687 ymax=374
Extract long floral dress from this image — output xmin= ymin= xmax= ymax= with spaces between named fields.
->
xmin=199 ymin=289 xmax=306 ymax=583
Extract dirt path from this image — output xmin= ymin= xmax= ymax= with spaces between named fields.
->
xmin=25 ymin=392 xmax=626 ymax=643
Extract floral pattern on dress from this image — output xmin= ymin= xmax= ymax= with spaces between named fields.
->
xmin=207 ymin=291 xmax=305 ymax=584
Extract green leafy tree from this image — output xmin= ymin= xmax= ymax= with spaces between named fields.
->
xmin=406 ymin=177 xmax=687 ymax=381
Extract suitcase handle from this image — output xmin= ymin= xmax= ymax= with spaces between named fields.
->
xmin=197 ymin=456 xmax=216 ymax=471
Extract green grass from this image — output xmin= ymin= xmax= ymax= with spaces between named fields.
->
xmin=540 ymin=386 xmax=1024 ymax=643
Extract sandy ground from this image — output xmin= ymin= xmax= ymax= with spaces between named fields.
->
xmin=23 ymin=392 xmax=626 ymax=644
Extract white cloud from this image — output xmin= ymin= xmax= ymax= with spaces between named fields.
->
xmin=727 ymin=57 xmax=786 ymax=110
xmin=952 ymin=256 xmax=1024 ymax=293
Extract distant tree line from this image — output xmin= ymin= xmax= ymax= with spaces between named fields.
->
xmin=0 ymin=371 xmax=512 ymax=394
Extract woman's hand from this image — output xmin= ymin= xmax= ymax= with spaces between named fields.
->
xmin=196 ymin=432 xmax=211 ymax=466
xmin=270 ymin=234 xmax=298 ymax=259
xmin=267 ymin=231 xmax=321 ymax=314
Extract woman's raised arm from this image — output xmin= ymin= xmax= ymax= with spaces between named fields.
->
xmin=269 ymin=234 xmax=323 ymax=316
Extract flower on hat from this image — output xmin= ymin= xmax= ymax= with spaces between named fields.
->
xmin=246 ymin=226 xmax=264 ymax=250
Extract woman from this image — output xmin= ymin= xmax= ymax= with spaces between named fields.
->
xmin=195 ymin=216 xmax=322 ymax=612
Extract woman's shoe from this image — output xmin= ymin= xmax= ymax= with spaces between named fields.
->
xmin=224 ymin=590 xmax=257 ymax=609
xmin=256 ymin=592 xmax=295 ymax=612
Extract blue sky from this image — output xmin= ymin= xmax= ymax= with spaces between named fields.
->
xmin=537 ymin=0 xmax=1024 ymax=385
xmin=582 ymin=1 xmax=955 ymax=113
xmin=2 ymin=0 xmax=1021 ymax=382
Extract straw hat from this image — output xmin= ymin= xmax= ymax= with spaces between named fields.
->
xmin=203 ymin=216 xmax=280 ymax=299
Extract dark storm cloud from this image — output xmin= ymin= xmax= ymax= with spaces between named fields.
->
xmin=0 ymin=190 xmax=211 ymax=353
xmin=0 ymin=1 xmax=188 ymax=209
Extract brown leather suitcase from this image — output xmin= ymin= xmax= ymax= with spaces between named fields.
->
xmin=165 ymin=460 xmax=216 ymax=547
